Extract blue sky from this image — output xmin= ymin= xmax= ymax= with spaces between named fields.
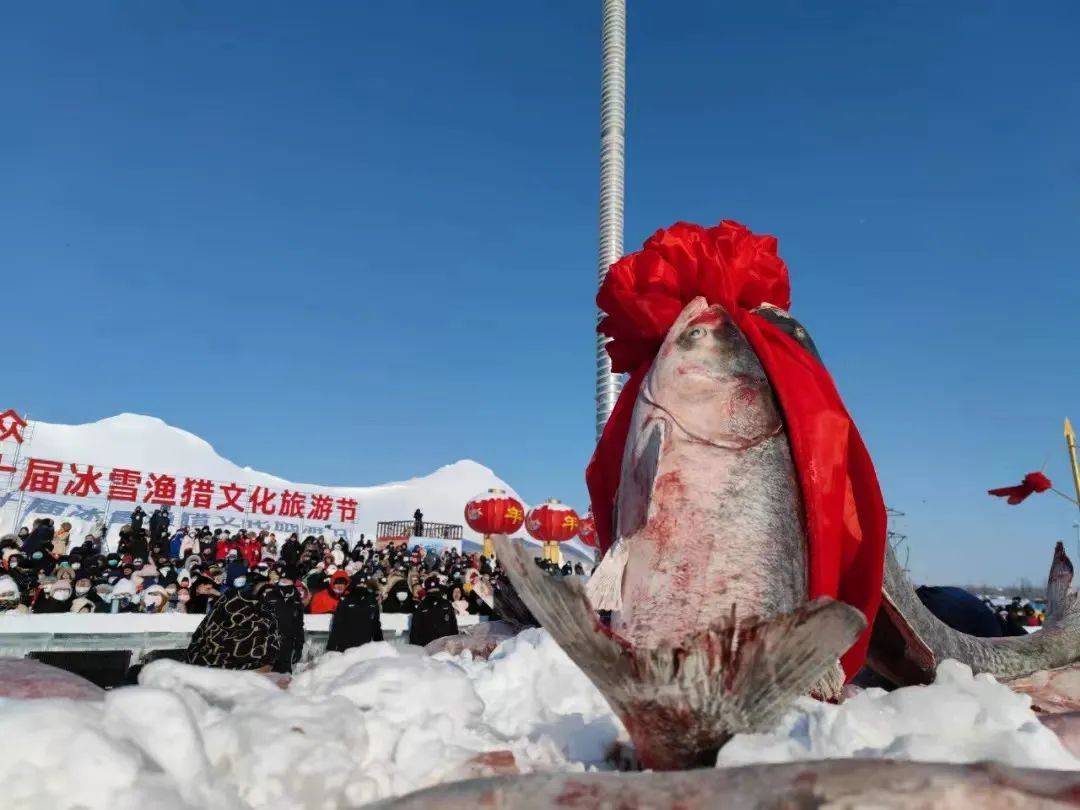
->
xmin=3 ymin=2 xmax=1078 ymax=585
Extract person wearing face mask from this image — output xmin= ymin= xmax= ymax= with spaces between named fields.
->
xmin=6 ymin=553 xmax=37 ymax=606
xmin=0 ymin=575 xmax=26 ymax=614
xmin=175 ymin=587 xmax=191 ymax=613
xmin=381 ymin=576 xmax=415 ymax=614
xmin=73 ymin=577 xmax=106 ymax=612
xmin=408 ymin=577 xmax=458 ymax=647
xmin=261 ymin=578 xmax=306 ymax=673
xmin=309 ymin=570 xmax=350 ymax=614
xmin=33 ymin=581 xmax=74 ymax=613
xmin=325 ymin=578 xmax=383 ymax=653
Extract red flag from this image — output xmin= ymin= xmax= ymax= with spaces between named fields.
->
xmin=988 ymin=471 xmax=1052 ymax=505
xmin=586 ymin=220 xmax=888 ymax=681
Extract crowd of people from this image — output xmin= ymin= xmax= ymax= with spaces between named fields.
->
xmin=0 ymin=511 xmax=530 ymax=672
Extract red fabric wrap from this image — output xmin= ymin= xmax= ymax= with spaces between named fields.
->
xmin=585 ymin=220 xmax=888 ymax=679
xmin=988 ymin=471 xmax=1052 ymax=505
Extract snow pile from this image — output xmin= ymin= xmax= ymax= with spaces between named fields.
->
xmin=1 ymin=637 xmax=1077 ymax=809
xmin=0 ymin=629 xmax=619 ymax=810
xmin=718 ymin=659 xmax=1079 ymax=771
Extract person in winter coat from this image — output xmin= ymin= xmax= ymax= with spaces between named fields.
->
xmin=52 ymin=522 xmax=73 ymax=556
xmin=241 ymin=533 xmax=262 ymax=569
xmin=408 ymin=579 xmax=458 ymax=647
xmin=130 ymin=506 xmax=146 ymax=533
xmin=186 ymin=586 xmax=281 ymax=671
xmin=73 ymin=577 xmax=107 ymax=612
xmin=381 ymin=576 xmax=415 ymax=614
xmin=33 ymin=580 xmax=74 ymax=614
xmin=261 ymin=579 xmax=306 ymax=673
xmin=168 ymin=528 xmax=188 ymax=559
xmin=186 ymin=577 xmax=221 ymax=614
xmin=149 ymin=507 xmax=170 ymax=545
xmin=127 ymin=528 xmax=149 ymax=563
xmin=309 ymin=570 xmax=350 ymax=614
xmin=140 ymin=585 xmax=169 ymax=614
xmin=280 ymin=534 xmax=301 ymax=569
xmin=326 ymin=582 xmax=383 ymax=653
xmin=0 ymin=575 xmax=26 ymax=613
xmin=21 ymin=519 xmax=54 ymax=556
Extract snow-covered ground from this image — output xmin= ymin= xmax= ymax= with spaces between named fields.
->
xmin=1 ymin=629 xmax=1076 ymax=809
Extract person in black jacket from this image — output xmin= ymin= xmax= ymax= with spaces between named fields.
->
xmin=279 ymin=534 xmax=301 ymax=569
xmin=381 ymin=578 xmax=415 ymax=614
xmin=130 ymin=506 xmax=146 ymax=534
xmin=21 ymin=519 xmax=54 ymax=556
xmin=261 ymin=579 xmax=306 ymax=673
xmin=149 ymin=507 xmax=170 ymax=547
xmin=326 ymin=581 xmax=383 ymax=653
xmin=408 ymin=578 xmax=458 ymax=647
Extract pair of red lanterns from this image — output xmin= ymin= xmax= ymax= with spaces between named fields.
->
xmin=464 ymin=489 xmax=597 ymax=561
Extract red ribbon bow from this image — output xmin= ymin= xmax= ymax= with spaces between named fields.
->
xmin=585 ymin=220 xmax=888 ymax=680
xmin=988 ymin=472 xmax=1052 ymax=505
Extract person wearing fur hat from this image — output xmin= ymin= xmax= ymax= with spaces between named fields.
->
xmin=140 ymin=585 xmax=169 ymax=614
xmin=186 ymin=583 xmax=281 ymax=671
xmin=70 ymin=597 xmax=96 ymax=614
xmin=0 ymin=575 xmax=26 ymax=613
xmin=72 ymin=576 xmax=106 ymax=612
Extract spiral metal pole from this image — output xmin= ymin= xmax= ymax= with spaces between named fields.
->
xmin=595 ymin=0 xmax=626 ymax=440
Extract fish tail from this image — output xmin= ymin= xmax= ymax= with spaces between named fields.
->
xmin=494 ymin=535 xmax=866 ymax=770
xmin=584 ymin=538 xmax=629 ymax=611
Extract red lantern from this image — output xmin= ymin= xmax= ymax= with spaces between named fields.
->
xmin=465 ymin=488 xmax=525 ymax=558
xmin=577 ymin=510 xmax=597 ymax=548
xmin=526 ymin=499 xmax=580 ymax=563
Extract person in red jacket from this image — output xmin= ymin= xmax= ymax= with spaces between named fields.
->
xmin=240 ymin=532 xmax=262 ymax=569
xmin=309 ymin=570 xmax=350 ymax=615
xmin=215 ymin=531 xmax=238 ymax=562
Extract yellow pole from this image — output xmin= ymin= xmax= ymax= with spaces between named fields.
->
xmin=1066 ymin=418 xmax=1080 ymax=508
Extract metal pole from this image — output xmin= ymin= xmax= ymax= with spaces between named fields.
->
xmin=596 ymin=0 xmax=627 ymax=440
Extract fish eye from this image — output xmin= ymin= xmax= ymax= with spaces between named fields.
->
xmin=686 ymin=326 xmax=707 ymax=340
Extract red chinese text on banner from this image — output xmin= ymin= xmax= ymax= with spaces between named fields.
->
xmin=0 ymin=410 xmax=27 ymax=444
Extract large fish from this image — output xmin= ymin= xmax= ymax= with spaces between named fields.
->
xmin=595 ymin=296 xmax=811 ymax=647
xmin=494 ymin=297 xmax=865 ymax=769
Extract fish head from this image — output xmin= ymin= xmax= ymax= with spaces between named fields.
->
xmin=645 ymin=297 xmax=782 ymax=446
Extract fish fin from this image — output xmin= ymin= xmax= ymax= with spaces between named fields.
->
xmin=866 ymin=591 xmax=937 ymax=686
xmin=751 ymin=304 xmax=823 ymax=364
xmin=495 ymin=535 xmax=865 ymax=770
xmin=617 ymin=419 xmax=665 ymax=538
xmin=584 ymin=537 xmax=629 ymax=611
xmin=585 ymin=418 xmax=665 ymax=612
xmin=1046 ymin=542 xmax=1078 ymax=626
